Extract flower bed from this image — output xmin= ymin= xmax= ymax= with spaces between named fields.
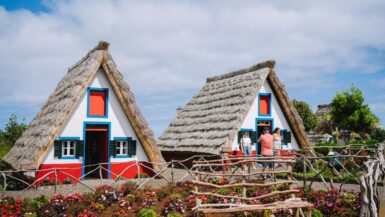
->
xmin=0 ymin=181 xmax=360 ymax=216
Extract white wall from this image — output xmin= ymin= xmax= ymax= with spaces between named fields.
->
xmin=231 ymin=81 xmax=299 ymax=151
xmin=42 ymin=68 xmax=149 ymax=164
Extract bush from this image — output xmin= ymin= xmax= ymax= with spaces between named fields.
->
xmin=138 ymin=207 xmax=157 ymax=217
xmin=120 ymin=181 xmax=137 ymax=196
xmin=312 ymin=209 xmax=324 ymax=217
xmin=371 ymin=128 xmax=385 ymax=142
xmin=167 ymin=213 xmax=183 ymax=217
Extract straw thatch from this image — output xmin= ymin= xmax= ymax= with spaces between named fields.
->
xmin=4 ymin=41 xmax=164 ymax=171
xmin=158 ymin=60 xmax=309 ymax=155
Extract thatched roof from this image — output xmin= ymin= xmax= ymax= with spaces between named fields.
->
xmin=158 ymin=60 xmax=309 ymax=155
xmin=4 ymin=41 xmax=164 ymax=170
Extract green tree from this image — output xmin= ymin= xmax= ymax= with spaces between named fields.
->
xmin=0 ymin=114 xmax=27 ymax=158
xmin=371 ymin=127 xmax=385 ymax=142
xmin=330 ymin=85 xmax=379 ymax=134
xmin=292 ymin=99 xmax=318 ymax=132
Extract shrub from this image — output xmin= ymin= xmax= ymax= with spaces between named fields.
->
xmin=120 ymin=181 xmax=138 ymax=196
xmin=63 ymin=178 xmax=72 ymax=185
xmin=312 ymin=209 xmax=324 ymax=217
xmin=95 ymin=185 xmax=120 ymax=207
xmin=163 ymin=197 xmax=186 ymax=216
xmin=167 ymin=213 xmax=183 ymax=217
xmin=138 ymin=207 xmax=157 ymax=217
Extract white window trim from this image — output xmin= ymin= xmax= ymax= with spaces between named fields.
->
xmin=62 ymin=141 xmax=76 ymax=157
xmin=116 ymin=141 xmax=128 ymax=156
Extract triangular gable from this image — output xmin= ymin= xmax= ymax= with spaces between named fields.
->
xmin=4 ymin=41 xmax=164 ymax=170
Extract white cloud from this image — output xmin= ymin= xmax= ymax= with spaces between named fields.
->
xmin=1 ymin=0 xmax=385 ymax=135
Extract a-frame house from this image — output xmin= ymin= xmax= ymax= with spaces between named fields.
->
xmin=4 ymin=41 xmax=164 ymax=181
xmin=158 ymin=60 xmax=309 ymax=160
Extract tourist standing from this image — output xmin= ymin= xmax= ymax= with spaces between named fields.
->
xmin=272 ymin=128 xmax=282 ymax=155
xmin=258 ymin=128 xmax=274 ymax=173
xmin=240 ymin=132 xmax=252 ymax=157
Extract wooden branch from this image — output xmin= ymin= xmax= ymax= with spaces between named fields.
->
xmin=193 ymin=156 xmax=295 ymax=163
xmin=193 ymin=170 xmax=292 ymax=177
xmin=192 ymin=180 xmax=295 ymax=188
xmin=196 ymin=200 xmax=313 ymax=213
xmin=192 ymin=160 xmax=295 ymax=168
xmin=192 ymin=189 xmax=299 ymax=201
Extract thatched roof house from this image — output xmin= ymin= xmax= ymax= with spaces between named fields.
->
xmin=158 ymin=60 xmax=309 ymax=158
xmin=4 ymin=41 xmax=164 ymax=180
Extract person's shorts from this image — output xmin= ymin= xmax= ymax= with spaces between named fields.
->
xmin=262 ymin=155 xmax=274 ymax=168
xmin=243 ymin=146 xmax=251 ymax=156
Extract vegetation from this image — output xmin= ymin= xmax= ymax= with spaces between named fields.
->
xmin=371 ymin=127 xmax=385 ymax=142
xmin=292 ymin=99 xmax=318 ymax=132
xmin=0 ymin=114 xmax=26 ymax=158
xmin=0 ymin=181 xmax=360 ymax=216
xmin=330 ymin=85 xmax=379 ymax=135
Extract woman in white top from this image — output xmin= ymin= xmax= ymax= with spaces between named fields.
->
xmin=272 ymin=128 xmax=282 ymax=155
xmin=240 ymin=132 xmax=252 ymax=157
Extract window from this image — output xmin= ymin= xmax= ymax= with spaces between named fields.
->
xmin=258 ymin=93 xmax=271 ymax=116
xmin=110 ymin=139 xmax=137 ymax=158
xmin=116 ymin=141 xmax=128 ymax=156
xmin=62 ymin=141 xmax=76 ymax=157
xmin=88 ymin=88 xmax=108 ymax=117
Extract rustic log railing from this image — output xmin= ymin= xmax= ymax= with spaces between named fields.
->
xmin=191 ymin=156 xmax=313 ymax=216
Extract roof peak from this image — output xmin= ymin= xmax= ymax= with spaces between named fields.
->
xmin=96 ymin=41 xmax=110 ymax=50
xmin=206 ymin=60 xmax=275 ymax=83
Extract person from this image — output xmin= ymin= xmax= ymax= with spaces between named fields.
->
xmin=272 ymin=128 xmax=282 ymax=155
xmin=258 ymin=127 xmax=274 ymax=173
xmin=240 ymin=132 xmax=256 ymax=169
xmin=240 ymin=131 xmax=252 ymax=157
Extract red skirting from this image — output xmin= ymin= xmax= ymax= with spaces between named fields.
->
xmin=36 ymin=162 xmax=155 ymax=184
xmin=110 ymin=161 xmax=154 ymax=179
xmin=36 ymin=163 xmax=82 ymax=184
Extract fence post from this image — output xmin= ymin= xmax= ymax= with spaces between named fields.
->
xmin=54 ymin=168 xmax=58 ymax=194
xmin=303 ymin=157 xmax=307 ymax=187
xmin=171 ymin=161 xmax=174 ymax=182
xmin=99 ymin=164 xmax=103 ymax=182
xmin=195 ymin=167 xmax=200 ymax=208
xmin=288 ymin=162 xmax=295 ymax=198
xmin=1 ymin=172 xmax=7 ymax=197
xmin=242 ymin=162 xmax=247 ymax=198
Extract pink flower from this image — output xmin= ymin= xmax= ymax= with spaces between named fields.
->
xmin=327 ymin=202 xmax=333 ymax=208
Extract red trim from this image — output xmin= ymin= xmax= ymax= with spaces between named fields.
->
xmin=36 ymin=164 xmax=82 ymax=184
xmin=86 ymin=128 xmax=108 ymax=132
xmin=109 ymin=161 xmax=154 ymax=179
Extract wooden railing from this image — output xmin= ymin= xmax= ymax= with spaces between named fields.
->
xmin=191 ymin=156 xmax=313 ymax=216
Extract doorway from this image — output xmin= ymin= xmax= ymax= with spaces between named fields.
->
xmin=256 ymin=119 xmax=273 ymax=155
xmin=84 ymin=124 xmax=109 ymax=179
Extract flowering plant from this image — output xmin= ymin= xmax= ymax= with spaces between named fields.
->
xmin=0 ymin=197 xmax=23 ymax=216
xmin=163 ymin=197 xmax=186 ymax=215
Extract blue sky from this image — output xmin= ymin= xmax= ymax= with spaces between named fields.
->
xmin=0 ymin=0 xmax=384 ymax=137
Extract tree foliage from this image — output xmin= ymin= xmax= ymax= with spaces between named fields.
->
xmin=330 ymin=85 xmax=379 ymax=134
xmin=0 ymin=114 xmax=27 ymax=158
xmin=371 ymin=128 xmax=385 ymax=142
xmin=292 ymin=99 xmax=318 ymax=132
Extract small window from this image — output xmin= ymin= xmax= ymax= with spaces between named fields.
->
xmin=116 ymin=141 xmax=128 ymax=156
xmin=88 ymin=88 xmax=108 ymax=117
xmin=259 ymin=93 xmax=271 ymax=116
xmin=62 ymin=141 xmax=76 ymax=157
